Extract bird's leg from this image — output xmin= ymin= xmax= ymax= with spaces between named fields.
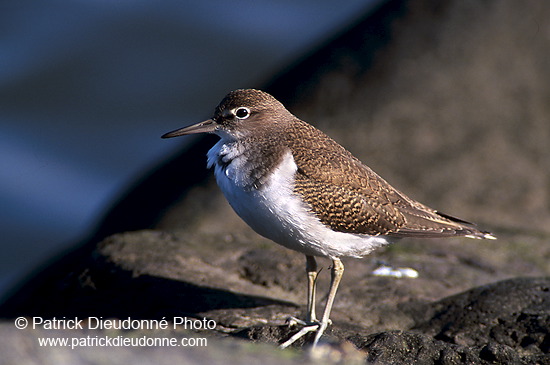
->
xmin=284 ymin=255 xmax=318 ymax=327
xmin=305 ymin=255 xmax=318 ymax=323
xmin=312 ymin=257 xmax=343 ymax=347
xmin=280 ymin=257 xmax=344 ymax=349
xmin=281 ymin=256 xmax=319 ymax=348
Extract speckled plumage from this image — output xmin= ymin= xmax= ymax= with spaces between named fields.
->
xmin=285 ymin=119 xmax=489 ymax=238
xmin=162 ymin=88 xmax=495 ymax=347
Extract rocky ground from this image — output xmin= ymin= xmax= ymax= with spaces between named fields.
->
xmin=1 ymin=230 xmax=548 ymax=364
xmin=1 ymin=0 xmax=550 ymax=364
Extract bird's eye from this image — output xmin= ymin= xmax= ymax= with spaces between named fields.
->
xmin=234 ymin=107 xmax=250 ymax=119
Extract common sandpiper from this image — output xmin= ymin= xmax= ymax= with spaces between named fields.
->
xmin=162 ymin=89 xmax=495 ymax=348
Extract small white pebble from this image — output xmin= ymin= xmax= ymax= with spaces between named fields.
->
xmin=372 ymin=265 xmax=419 ymax=278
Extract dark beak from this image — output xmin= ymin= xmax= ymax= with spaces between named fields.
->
xmin=161 ymin=119 xmax=218 ymax=138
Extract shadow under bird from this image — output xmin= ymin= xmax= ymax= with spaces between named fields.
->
xmin=162 ymin=89 xmax=495 ymax=348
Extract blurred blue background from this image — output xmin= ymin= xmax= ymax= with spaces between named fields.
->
xmin=0 ymin=1 xmax=383 ymax=299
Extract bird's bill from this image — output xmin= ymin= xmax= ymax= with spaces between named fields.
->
xmin=161 ymin=119 xmax=217 ymax=138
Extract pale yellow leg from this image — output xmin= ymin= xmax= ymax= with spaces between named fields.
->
xmin=305 ymin=255 xmax=318 ymax=323
xmin=312 ymin=258 xmax=343 ymax=347
xmin=280 ymin=257 xmax=344 ymax=349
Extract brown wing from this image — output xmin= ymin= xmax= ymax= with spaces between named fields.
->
xmin=287 ymin=120 xmax=493 ymax=239
xmin=293 ymin=170 xmax=406 ymax=235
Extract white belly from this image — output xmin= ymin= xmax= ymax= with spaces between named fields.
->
xmin=208 ymin=141 xmax=391 ymax=258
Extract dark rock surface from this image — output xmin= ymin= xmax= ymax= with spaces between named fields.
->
xmin=1 ymin=231 xmax=548 ymax=364
xmin=2 ymin=0 xmax=550 ymax=364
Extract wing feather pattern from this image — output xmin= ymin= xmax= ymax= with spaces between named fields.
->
xmin=286 ymin=120 xmax=493 ymax=239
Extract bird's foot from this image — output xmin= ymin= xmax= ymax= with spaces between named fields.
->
xmin=280 ymin=317 xmax=332 ymax=349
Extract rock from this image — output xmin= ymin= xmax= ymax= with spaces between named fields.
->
xmin=5 ymin=230 xmax=549 ymax=364
xmin=352 ymin=331 xmax=487 ymax=365
xmin=415 ymin=277 xmax=550 ymax=358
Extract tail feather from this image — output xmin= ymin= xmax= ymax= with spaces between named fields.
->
xmin=389 ymin=209 xmax=496 ymax=240
xmin=437 ymin=210 xmax=496 ymax=240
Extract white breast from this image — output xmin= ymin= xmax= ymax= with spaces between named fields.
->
xmin=207 ymin=140 xmax=391 ymax=258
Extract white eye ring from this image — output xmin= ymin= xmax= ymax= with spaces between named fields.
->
xmin=233 ymin=107 xmax=250 ymax=119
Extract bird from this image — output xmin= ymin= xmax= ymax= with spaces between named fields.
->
xmin=162 ymin=89 xmax=495 ymax=348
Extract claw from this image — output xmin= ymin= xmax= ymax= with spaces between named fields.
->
xmin=312 ymin=321 xmax=328 ymax=347
xmin=280 ymin=322 xmax=321 ymax=349
xmin=280 ymin=317 xmax=333 ymax=349
xmin=285 ymin=316 xmax=308 ymax=327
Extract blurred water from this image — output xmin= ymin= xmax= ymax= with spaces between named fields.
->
xmin=0 ymin=1 xmax=383 ymax=299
